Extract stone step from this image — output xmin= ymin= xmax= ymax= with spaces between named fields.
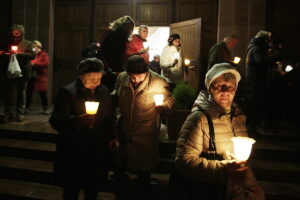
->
xmin=261 ymin=181 xmax=300 ymax=200
xmin=0 ymin=129 xmax=56 ymax=143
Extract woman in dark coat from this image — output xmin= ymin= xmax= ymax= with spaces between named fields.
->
xmin=49 ymin=58 xmax=117 ymax=200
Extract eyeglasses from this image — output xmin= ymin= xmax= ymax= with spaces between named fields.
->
xmin=211 ymin=84 xmax=236 ymax=92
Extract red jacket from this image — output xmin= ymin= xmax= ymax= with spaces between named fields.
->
xmin=31 ymin=50 xmax=49 ymax=91
xmin=126 ymin=34 xmax=149 ymax=63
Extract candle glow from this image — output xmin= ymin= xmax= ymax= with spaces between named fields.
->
xmin=11 ymin=45 xmax=18 ymax=52
xmin=85 ymin=101 xmax=99 ymax=115
xmin=231 ymin=137 xmax=255 ymax=161
xmin=184 ymin=59 xmax=191 ymax=65
xmin=285 ymin=65 xmax=293 ymax=72
xmin=233 ymin=57 xmax=241 ymax=64
xmin=154 ymin=94 xmax=164 ymax=106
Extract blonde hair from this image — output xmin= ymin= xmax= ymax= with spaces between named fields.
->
xmin=255 ymin=30 xmax=271 ymax=39
xmin=109 ymin=15 xmax=135 ymax=31
xmin=32 ymin=40 xmax=42 ymax=48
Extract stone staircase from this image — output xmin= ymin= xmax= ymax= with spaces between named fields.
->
xmin=0 ymin=123 xmax=300 ymax=199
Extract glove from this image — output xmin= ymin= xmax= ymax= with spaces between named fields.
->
xmin=173 ymin=58 xmax=178 ymax=66
xmin=76 ymin=114 xmax=97 ymax=129
xmin=225 ymin=160 xmax=248 ymax=182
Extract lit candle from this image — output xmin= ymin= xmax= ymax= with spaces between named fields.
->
xmin=285 ymin=65 xmax=293 ymax=72
xmin=233 ymin=57 xmax=241 ymax=64
xmin=173 ymin=52 xmax=180 ymax=59
xmin=154 ymin=94 xmax=164 ymax=106
xmin=184 ymin=59 xmax=191 ymax=66
xmin=85 ymin=101 xmax=99 ymax=115
xmin=11 ymin=45 xmax=18 ymax=53
xmin=231 ymin=137 xmax=255 ymax=161
xmin=143 ymin=42 xmax=149 ymax=49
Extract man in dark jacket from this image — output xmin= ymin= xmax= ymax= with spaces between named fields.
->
xmin=112 ymin=55 xmax=174 ymax=188
xmin=49 ymin=58 xmax=117 ymax=200
xmin=0 ymin=24 xmax=35 ymax=122
xmin=245 ymin=30 xmax=280 ymax=136
xmin=207 ymin=34 xmax=239 ymax=70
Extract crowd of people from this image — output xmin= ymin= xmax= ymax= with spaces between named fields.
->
xmin=0 ymin=14 xmax=298 ymax=200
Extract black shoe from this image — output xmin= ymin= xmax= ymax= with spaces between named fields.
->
xmin=43 ymin=110 xmax=50 ymax=115
xmin=17 ymin=114 xmax=24 ymax=122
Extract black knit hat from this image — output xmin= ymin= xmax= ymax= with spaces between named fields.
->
xmin=125 ymin=55 xmax=149 ymax=74
xmin=76 ymin=58 xmax=105 ymax=75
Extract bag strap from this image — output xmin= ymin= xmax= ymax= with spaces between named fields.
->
xmin=196 ymin=108 xmax=217 ymax=152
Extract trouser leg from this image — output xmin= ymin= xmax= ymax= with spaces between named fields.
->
xmin=63 ymin=187 xmax=79 ymax=200
xmin=84 ymin=188 xmax=99 ymax=200
xmin=39 ymin=91 xmax=48 ymax=108
xmin=16 ymin=76 xmax=28 ymax=115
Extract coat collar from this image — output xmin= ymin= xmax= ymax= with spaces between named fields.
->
xmin=122 ymin=71 xmax=150 ymax=94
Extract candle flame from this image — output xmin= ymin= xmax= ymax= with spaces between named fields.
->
xmin=231 ymin=137 xmax=255 ymax=161
xmin=154 ymin=94 xmax=164 ymax=106
xmin=11 ymin=45 xmax=18 ymax=52
xmin=285 ymin=65 xmax=293 ymax=72
xmin=184 ymin=59 xmax=191 ymax=65
xmin=85 ymin=101 xmax=99 ymax=115
xmin=233 ymin=57 xmax=241 ymax=64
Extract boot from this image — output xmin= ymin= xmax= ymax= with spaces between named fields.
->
xmin=17 ymin=114 xmax=24 ymax=122
xmin=43 ymin=107 xmax=50 ymax=115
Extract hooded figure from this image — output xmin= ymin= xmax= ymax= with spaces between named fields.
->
xmin=173 ymin=63 xmax=264 ymax=200
xmin=0 ymin=24 xmax=35 ymax=122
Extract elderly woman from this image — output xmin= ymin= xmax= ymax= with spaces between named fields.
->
xmin=49 ymin=58 xmax=116 ymax=200
xmin=26 ymin=40 xmax=50 ymax=114
xmin=174 ymin=63 xmax=264 ymax=200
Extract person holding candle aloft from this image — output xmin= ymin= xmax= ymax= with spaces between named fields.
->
xmin=49 ymin=58 xmax=117 ymax=200
xmin=112 ymin=55 xmax=174 ymax=191
xmin=126 ymin=25 xmax=150 ymax=63
xmin=207 ymin=34 xmax=239 ymax=70
xmin=173 ymin=63 xmax=264 ymax=200
xmin=160 ymin=33 xmax=183 ymax=92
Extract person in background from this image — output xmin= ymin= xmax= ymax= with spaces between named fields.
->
xmin=0 ymin=24 xmax=35 ymax=122
xmin=26 ymin=40 xmax=50 ymax=115
xmin=207 ymin=34 xmax=239 ymax=70
xmin=99 ymin=15 xmax=135 ymax=73
xmin=49 ymin=58 xmax=117 ymax=200
xmin=81 ymin=42 xmax=101 ymax=59
xmin=173 ymin=63 xmax=264 ymax=200
xmin=126 ymin=25 xmax=149 ymax=63
xmin=245 ymin=30 xmax=280 ymax=137
xmin=149 ymin=54 xmax=161 ymax=74
xmin=160 ymin=34 xmax=183 ymax=91
xmin=112 ymin=55 xmax=174 ymax=196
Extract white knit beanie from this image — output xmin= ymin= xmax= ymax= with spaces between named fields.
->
xmin=205 ymin=63 xmax=241 ymax=89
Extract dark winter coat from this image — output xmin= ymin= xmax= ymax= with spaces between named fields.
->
xmin=49 ymin=80 xmax=116 ymax=188
xmin=0 ymin=24 xmax=35 ymax=78
xmin=208 ymin=41 xmax=233 ymax=70
xmin=126 ymin=34 xmax=149 ymax=63
xmin=113 ymin=71 xmax=174 ymax=171
xmin=175 ymin=91 xmax=248 ymax=199
xmin=31 ymin=50 xmax=49 ymax=91
xmin=99 ymin=29 xmax=129 ymax=72
xmin=245 ymin=37 xmax=276 ymax=103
